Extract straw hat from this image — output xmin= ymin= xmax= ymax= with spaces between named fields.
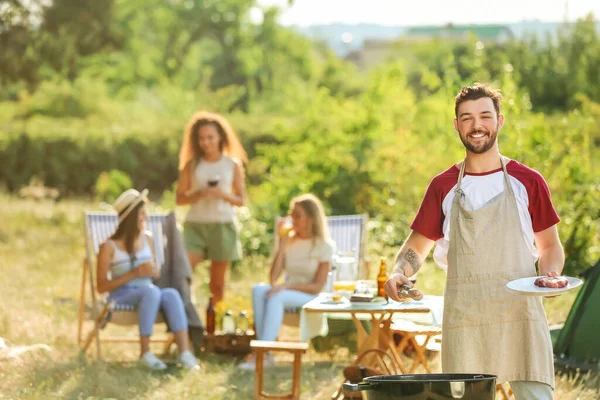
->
xmin=113 ymin=189 xmax=149 ymax=223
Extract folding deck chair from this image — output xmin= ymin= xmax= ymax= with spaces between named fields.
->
xmin=78 ymin=212 xmax=172 ymax=359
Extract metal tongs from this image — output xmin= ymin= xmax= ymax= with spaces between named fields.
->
xmin=398 ymin=284 xmax=424 ymax=301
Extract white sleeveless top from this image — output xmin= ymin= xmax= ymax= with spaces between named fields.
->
xmin=185 ymin=156 xmax=237 ymax=224
xmin=108 ymin=234 xmax=154 ymax=287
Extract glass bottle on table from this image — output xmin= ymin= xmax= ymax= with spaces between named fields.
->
xmin=222 ymin=310 xmax=236 ymax=334
xmin=237 ymin=310 xmax=250 ymax=334
xmin=206 ymin=297 xmax=216 ymax=335
xmin=377 ymin=257 xmax=388 ymax=298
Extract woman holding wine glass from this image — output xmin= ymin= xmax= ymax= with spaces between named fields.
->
xmin=176 ymin=111 xmax=248 ymax=304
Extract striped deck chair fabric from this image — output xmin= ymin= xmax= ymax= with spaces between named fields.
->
xmin=326 ymin=214 xmax=368 ymax=274
xmin=85 ymin=212 xmax=166 ymax=268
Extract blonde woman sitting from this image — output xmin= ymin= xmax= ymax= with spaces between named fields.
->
xmin=239 ymin=194 xmax=334 ymax=370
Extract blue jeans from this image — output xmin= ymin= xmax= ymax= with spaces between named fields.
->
xmin=109 ymin=284 xmax=188 ymax=336
xmin=252 ymin=283 xmax=316 ymax=341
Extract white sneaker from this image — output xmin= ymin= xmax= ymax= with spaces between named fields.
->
xmin=177 ymin=350 xmax=199 ymax=369
xmin=140 ymin=352 xmax=167 ymax=370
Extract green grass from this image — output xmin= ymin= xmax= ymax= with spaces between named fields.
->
xmin=0 ymin=193 xmax=598 ymax=399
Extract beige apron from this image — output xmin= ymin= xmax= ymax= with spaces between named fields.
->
xmin=441 ymin=156 xmax=554 ymax=387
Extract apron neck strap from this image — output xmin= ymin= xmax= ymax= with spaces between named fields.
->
xmin=457 ymin=159 xmax=467 ymax=189
xmin=500 ymin=155 xmax=515 ymax=197
xmin=456 ymin=155 xmax=513 ymax=194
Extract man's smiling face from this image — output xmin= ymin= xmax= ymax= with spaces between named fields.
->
xmin=454 ymin=97 xmax=504 ymax=154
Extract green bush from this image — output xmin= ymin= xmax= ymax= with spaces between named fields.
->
xmin=94 ymin=169 xmax=133 ymax=203
xmin=236 ymin=206 xmax=271 ymax=257
xmin=0 ymin=129 xmax=181 ymax=196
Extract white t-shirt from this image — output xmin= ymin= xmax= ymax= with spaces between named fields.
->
xmin=284 ymin=237 xmax=335 ymax=285
xmin=410 ymin=160 xmax=560 ymax=271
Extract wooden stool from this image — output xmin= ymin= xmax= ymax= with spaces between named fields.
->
xmin=391 ymin=320 xmax=442 ymax=373
xmin=250 ymin=340 xmax=309 ymax=400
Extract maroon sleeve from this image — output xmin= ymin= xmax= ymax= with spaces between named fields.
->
xmin=528 ymin=172 xmax=560 ymax=232
xmin=410 ymin=177 xmax=446 ymax=241
xmin=508 ymin=161 xmax=560 ymax=232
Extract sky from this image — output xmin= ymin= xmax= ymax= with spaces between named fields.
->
xmin=257 ymin=0 xmax=600 ymax=26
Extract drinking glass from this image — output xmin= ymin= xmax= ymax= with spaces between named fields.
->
xmin=278 ymin=217 xmax=293 ymax=238
xmin=208 ymin=175 xmax=221 ymax=187
xmin=208 ymin=175 xmax=226 ymax=211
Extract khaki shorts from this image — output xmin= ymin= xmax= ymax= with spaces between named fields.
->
xmin=183 ymin=221 xmax=242 ymax=262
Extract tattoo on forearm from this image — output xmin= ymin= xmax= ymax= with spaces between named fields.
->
xmin=405 ymin=249 xmax=422 ymax=275
xmin=394 ymin=248 xmax=422 ymax=276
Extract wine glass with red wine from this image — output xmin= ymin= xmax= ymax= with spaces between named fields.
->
xmin=208 ymin=175 xmax=220 ymax=187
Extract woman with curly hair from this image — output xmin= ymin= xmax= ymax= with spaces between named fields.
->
xmin=176 ymin=111 xmax=248 ymax=304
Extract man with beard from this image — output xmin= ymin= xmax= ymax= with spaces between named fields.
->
xmin=385 ymin=83 xmax=563 ymax=399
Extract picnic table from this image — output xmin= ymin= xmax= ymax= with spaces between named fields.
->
xmin=301 ymin=294 xmax=437 ymax=367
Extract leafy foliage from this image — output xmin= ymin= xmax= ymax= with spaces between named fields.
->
xmin=0 ymin=2 xmax=598 ymax=274
xmin=94 ymin=169 xmax=132 ymax=203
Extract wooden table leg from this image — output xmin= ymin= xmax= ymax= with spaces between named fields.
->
xmin=377 ymin=316 xmax=407 ymax=374
xmin=351 ymin=314 xmax=369 ymax=347
xmin=254 ymin=350 xmax=264 ymax=399
xmin=292 ymin=353 xmax=302 ymax=399
xmin=350 ymin=313 xmax=408 ymax=375
xmin=409 ymin=335 xmax=432 ymax=373
xmin=351 ymin=315 xmax=379 ymax=357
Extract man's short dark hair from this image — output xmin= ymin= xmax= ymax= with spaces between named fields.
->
xmin=455 ymin=83 xmax=503 ymax=117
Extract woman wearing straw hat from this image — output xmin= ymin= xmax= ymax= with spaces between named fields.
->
xmin=176 ymin=111 xmax=248 ymax=304
xmin=96 ymin=189 xmax=198 ymax=370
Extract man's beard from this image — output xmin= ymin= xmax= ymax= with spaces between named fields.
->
xmin=459 ymin=126 xmax=498 ymax=154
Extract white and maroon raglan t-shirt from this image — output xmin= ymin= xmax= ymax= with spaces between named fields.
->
xmin=410 ymin=159 xmax=560 ymax=270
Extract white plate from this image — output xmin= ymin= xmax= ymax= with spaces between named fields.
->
xmin=320 ymin=296 xmax=350 ymax=305
xmin=506 ymin=276 xmax=583 ymax=296
xmin=320 ymin=299 xmax=347 ymax=305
